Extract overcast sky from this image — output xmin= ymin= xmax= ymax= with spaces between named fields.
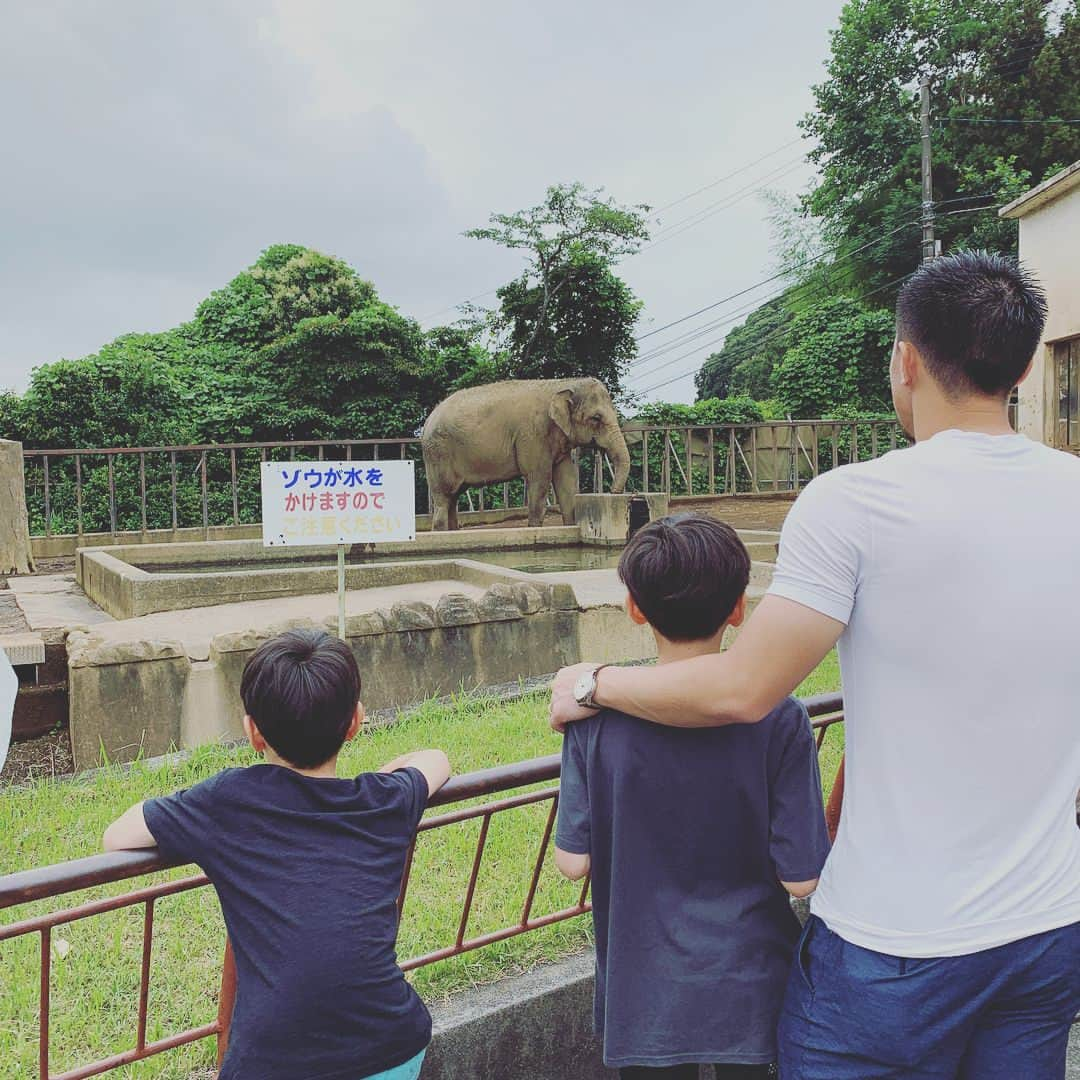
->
xmin=1 ymin=0 xmax=845 ymax=404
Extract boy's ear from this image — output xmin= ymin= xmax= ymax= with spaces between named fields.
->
xmin=344 ymin=703 xmax=364 ymax=742
xmin=243 ymin=714 xmax=266 ymax=753
xmin=727 ymin=592 xmax=748 ymax=629
xmin=625 ymin=592 xmax=649 ymax=627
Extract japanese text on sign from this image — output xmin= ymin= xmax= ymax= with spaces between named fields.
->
xmin=261 ymin=461 xmax=416 ymax=546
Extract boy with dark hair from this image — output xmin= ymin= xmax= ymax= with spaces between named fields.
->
xmin=104 ymin=628 xmax=449 ymax=1080
xmin=554 ymin=514 xmax=830 ymax=1079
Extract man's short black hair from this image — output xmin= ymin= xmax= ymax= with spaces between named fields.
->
xmin=895 ymin=250 xmax=1047 ymax=399
xmin=240 ymin=629 xmax=361 ymax=769
xmin=617 ymin=513 xmax=750 ymax=642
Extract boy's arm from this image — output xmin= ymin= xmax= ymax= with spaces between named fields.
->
xmin=379 ymin=749 xmax=451 ymax=797
xmin=103 ymin=801 xmax=157 ymax=851
xmin=554 ymin=847 xmax=591 ymax=881
xmin=769 ymin=702 xmax=832 ymax=896
xmin=780 ymin=876 xmax=819 ymax=898
xmin=554 ymin=725 xmax=591 ymax=882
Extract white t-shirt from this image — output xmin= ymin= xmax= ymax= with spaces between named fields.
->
xmin=769 ymin=429 xmax=1080 ymax=957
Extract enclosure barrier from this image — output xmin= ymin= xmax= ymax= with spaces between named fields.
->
xmin=21 ymin=421 xmax=906 ymax=541
xmin=0 ymin=695 xmax=846 ymax=1079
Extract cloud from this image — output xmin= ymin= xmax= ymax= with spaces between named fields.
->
xmin=0 ymin=0 xmax=843 ymax=401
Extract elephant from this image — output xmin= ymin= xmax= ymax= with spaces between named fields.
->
xmin=421 ymin=378 xmax=631 ymax=530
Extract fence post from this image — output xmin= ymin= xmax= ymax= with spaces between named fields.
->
xmin=75 ymin=454 xmax=83 ymax=537
xmin=139 ymin=453 xmax=147 ymax=535
xmin=216 ymin=939 xmax=237 ymax=1067
xmin=0 ymin=441 xmax=35 ymax=574
xmin=686 ymin=428 xmax=693 ymax=497
xmin=707 ymin=428 xmax=715 ymax=494
xmin=642 ymin=431 xmax=649 ymax=493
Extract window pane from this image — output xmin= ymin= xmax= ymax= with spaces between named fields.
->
xmin=1072 ymin=340 xmax=1080 ymax=448
xmin=1057 ymin=342 xmax=1070 ymax=446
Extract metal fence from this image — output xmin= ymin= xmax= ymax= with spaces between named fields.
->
xmin=20 ymin=421 xmax=906 ymax=540
xmin=0 ymin=695 xmax=846 ymax=1079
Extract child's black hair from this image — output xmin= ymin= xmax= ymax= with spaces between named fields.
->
xmin=240 ymin=629 xmax=361 ymax=769
xmin=617 ymin=513 xmax=750 ymax=642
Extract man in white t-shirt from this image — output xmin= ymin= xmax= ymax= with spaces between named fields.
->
xmin=550 ymin=251 xmax=1080 ymax=1078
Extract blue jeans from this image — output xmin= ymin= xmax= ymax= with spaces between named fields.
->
xmin=363 ymin=1049 xmax=426 ymax=1080
xmin=778 ymin=916 xmax=1080 ymax=1078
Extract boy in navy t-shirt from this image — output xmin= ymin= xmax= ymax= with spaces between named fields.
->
xmin=555 ymin=514 xmax=831 ymax=1079
xmin=104 ymin=629 xmax=450 ymax=1080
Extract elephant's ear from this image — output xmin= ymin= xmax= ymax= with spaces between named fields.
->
xmin=549 ymin=388 xmax=575 ymax=438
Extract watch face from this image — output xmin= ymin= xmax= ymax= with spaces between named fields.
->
xmin=573 ymin=672 xmax=594 ymax=703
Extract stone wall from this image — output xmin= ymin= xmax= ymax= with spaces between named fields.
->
xmin=66 ymin=576 xmax=656 ymax=770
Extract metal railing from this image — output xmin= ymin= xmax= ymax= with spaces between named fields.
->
xmin=21 ymin=421 xmax=905 ymax=541
xmin=0 ymin=694 xmax=846 ymax=1079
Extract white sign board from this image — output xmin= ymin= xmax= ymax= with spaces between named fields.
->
xmin=261 ymin=460 xmax=416 ymax=547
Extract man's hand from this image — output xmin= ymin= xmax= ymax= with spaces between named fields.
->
xmin=549 ymin=662 xmax=601 ymax=733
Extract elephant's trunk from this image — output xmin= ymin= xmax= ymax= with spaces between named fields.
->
xmin=605 ymin=426 xmax=631 ymax=494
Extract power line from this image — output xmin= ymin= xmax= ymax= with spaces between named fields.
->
xmin=939 ymin=116 xmax=1080 ymax=125
xmin=634 ymin=216 xmax=919 ymax=344
xmin=633 ymin=204 xmax=1000 ymax=398
xmin=652 ymin=137 xmax=805 ymax=214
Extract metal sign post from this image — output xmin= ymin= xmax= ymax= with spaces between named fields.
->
xmin=337 ymin=544 xmax=346 ymax=640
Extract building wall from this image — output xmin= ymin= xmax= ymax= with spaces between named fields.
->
xmin=1015 ymin=188 xmax=1080 ymax=444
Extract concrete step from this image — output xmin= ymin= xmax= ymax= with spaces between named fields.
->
xmin=1 ymin=631 xmax=45 ymax=667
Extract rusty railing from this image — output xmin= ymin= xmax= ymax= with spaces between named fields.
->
xmin=21 ymin=421 xmax=905 ymax=541
xmin=0 ymin=694 xmax=846 ymax=1079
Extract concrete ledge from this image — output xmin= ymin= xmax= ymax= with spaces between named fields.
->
xmin=422 ymin=951 xmax=611 ymax=1080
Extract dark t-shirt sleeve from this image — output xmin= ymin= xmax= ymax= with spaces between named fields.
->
xmin=555 ymin=724 xmax=591 ymax=855
xmin=142 ymin=771 xmax=230 ymax=866
xmin=379 ymin=766 xmax=430 ymax=831
xmin=768 ymin=700 xmax=831 ymax=882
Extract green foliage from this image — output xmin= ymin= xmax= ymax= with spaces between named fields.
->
xmin=801 ymin=0 xmax=1080 ymax=295
xmin=194 ymin=245 xmax=377 ymax=354
xmin=694 ymin=295 xmax=795 ymax=400
xmin=467 ymin=183 xmax=650 ymax=395
xmin=772 ymin=298 xmax=896 ymax=418
xmin=495 ymin=252 xmax=642 ymax=390
xmin=19 ymin=335 xmax=195 ymax=449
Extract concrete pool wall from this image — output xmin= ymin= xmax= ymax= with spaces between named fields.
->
xmin=65 ymin=557 xmax=673 ymax=770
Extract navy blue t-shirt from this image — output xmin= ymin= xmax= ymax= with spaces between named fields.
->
xmin=143 ymin=764 xmax=431 ymax=1080
xmin=556 ymin=697 xmax=830 ymax=1069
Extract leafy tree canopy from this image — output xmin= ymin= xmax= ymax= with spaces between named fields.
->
xmin=801 ymin=0 xmax=1080 ymax=294
xmin=467 ymin=183 xmax=649 ymax=394
xmin=771 ymin=297 xmax=895 ymax=417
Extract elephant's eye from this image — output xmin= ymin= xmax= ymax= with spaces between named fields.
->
xmin=591 ymin=413 xmax=603 ymax=423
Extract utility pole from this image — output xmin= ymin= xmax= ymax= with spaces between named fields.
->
xmin=920 ymin=77 xmax=937 ymax=263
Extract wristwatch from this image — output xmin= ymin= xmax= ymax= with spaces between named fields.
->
xmin=573 ymin=664 xmax=610 ymax=710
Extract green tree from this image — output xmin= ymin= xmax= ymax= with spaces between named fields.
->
xmin=466 ymin=183 xmax=650 ymax=393
xmin=695 ymin=295 xmax=795 ymax=400
xmin=772 ymin=298 xmax=895 ymax=417
xmin=19 ymin=334 xmax=194 ymax=449
xmin=801 ymin=0 xmax=1080 ymax=295
xmin=494 ymin=252 xmax=642 ymax=390
xmin=195 ymin=245 xmax=377 ymax=355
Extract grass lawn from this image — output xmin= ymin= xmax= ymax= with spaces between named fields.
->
xmin=1 ymin=652 xmax=842 ymax=1078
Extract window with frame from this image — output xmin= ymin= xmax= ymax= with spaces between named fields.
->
xmin=1054 ymin=337 xmax=1080 ymax=449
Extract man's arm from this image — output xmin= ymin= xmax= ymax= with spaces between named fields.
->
xmin=379 ymin=749 xmax=451 ymax=797
xmin=550 ymin=595 xmax=843 ymax=731
xmin=103 ymin=801 xmax=157 ymax=851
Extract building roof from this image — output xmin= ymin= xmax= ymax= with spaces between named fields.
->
xmin=1000 ymin=160 xmax=1080 ymax=219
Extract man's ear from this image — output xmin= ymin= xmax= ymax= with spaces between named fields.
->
xmin=243 ymin=714 xmax=266 ymax=753
xmin=344 ymin=703 xmax=363 ymax=742
xmin=727 ymin=592 xmax=748 ymax=629
xmin=549 ymin=388 xmax=574 ymax=438
xmin=896 ymin=339 xmax=920 ymax=388
xmin=625 ymin=593 xmax=649 ymax=626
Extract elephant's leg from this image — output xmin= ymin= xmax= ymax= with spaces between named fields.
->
xmin=430 ymin=491 xmax=451 ymax=531
xmin=447 ymin=494 xmax=459 ymax=531
xmin=553 ymin=456 xmax=579 ymax=526
xmin=525 ymin=471 xmax=552 ymax=527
